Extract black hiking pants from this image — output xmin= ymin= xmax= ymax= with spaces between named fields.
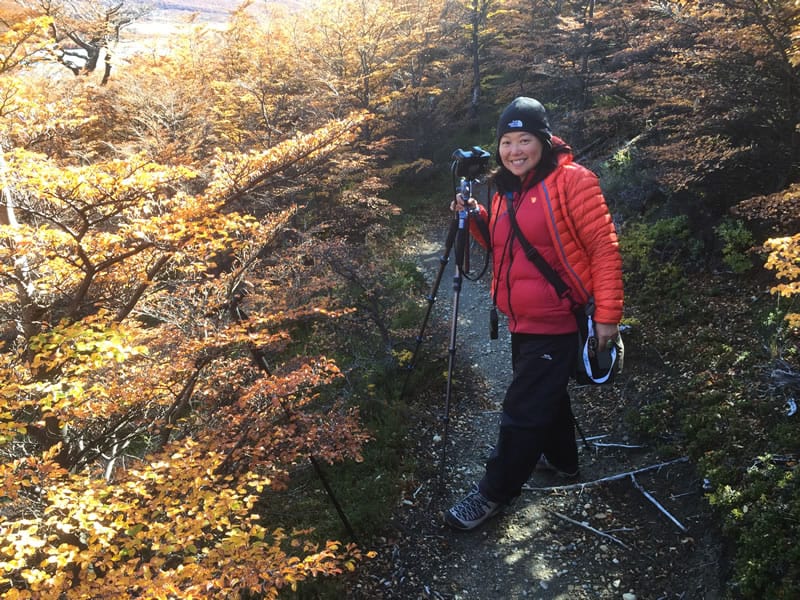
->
xmin=479 ymin=332 xmax=578 ymax=503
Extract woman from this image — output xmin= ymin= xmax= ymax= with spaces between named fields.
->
xmin=445 ymin=97 xmax=623 ymax=531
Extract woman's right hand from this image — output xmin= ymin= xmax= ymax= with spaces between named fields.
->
xmin=450 ymin=193 xmax=477 ymax=212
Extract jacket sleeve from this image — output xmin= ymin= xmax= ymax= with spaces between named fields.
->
xmin=561 ymin=167 xmax=624 ymax=324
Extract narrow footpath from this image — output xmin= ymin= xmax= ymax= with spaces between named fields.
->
xmin=349 ymin=219 xmax=725 ymax=600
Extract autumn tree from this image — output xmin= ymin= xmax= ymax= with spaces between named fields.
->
xmin=0 ymin=3 xmax=388 ymax=594
xmin=743 ymin=0 xmax=800 ymax=330
xmin=458 ymin=0 xmax=496 ymax=120
xmin=15 ymin=0 xmax=149 ymax=83
xmin=98 ymin=28 xmax=225 ymax=163
xmin=286 ymin=0 xmax=447 ymax=145
xmin=605 ymin=1 xmax=800 ymax=218
xmin=0 ymin=2 xmax=52 ymax=76
xmin=668 ymin=0 xmax=800 ymax=327
xmin=0 ymin=4 xmax=57 ymax=226
xmin=214 ymin=4 xmax=315 ymax=147
xmin=0 ymin=115 xmax=376 ymax=600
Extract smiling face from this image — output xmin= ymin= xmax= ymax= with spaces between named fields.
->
xmin=498 ymin=131 xmax=544 ymax=179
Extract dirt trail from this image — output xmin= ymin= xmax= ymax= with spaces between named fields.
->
xmin=349 ymin=220 xmax=725 ymax=600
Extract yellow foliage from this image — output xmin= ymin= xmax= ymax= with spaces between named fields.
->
xmin=764 ymin=233 xmax=800 ymax=328
xmin=0 ymin=15 xmax=52 ymax=74
xmin=0 ymin=3 xmax=389 ymax=598
xmin=764 ymin=234 xmax=800 ymax=296
xmin=0 ymin=437 xmax=363 ymax=599
xmin=0 ymin=75 xmax=95 ymax=153
xmin=206 ymin=111 xmax=371 ymax=202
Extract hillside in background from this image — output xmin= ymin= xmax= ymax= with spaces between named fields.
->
xmin=129 ymin=0 xmax=302 ymax=25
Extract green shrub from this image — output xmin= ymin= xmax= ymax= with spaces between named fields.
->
xmin=705 ymin=457 xmax=800 ymax=598
xmin=621 ymin=214 xmax=800 ymax=597
xmin=619 ymin=216 xmax=704 ymax=313
xmin=715 ymin=218 xmax=756 ymax=274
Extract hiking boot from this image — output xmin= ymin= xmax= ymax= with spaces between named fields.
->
xmin=445 ymin=484 xmax=502 ymax=531
xmin=535 ymin=455 xmax=579 ymax=479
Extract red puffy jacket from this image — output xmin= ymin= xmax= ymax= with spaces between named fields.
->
xmin=470 ymin=148 xmax=623 ymax=334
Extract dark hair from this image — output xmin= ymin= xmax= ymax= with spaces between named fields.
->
xmin=489 ymin=140 xmax=572 ymax=195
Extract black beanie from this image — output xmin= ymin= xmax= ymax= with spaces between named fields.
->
xmin=496 ymin=97 xmax=552 ymax=145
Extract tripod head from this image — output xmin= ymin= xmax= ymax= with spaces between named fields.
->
xmin=452 ymin=146 xmax=491 ymax=180
xmin=451 ymin=146 xmax=490 ymax=201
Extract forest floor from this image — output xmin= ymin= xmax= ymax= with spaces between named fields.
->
xmin=347 ymin=220 xmax=728 ymax=600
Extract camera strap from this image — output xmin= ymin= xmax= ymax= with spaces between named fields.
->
xmin=472 ymin=212 xmax=492 ymax=250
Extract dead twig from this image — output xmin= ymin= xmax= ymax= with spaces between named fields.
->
xmin=593 ymin=442 xmax=646 ymax=449
xmin=631 ymin=473 xmax=688 ymax=532
xmin=580 ymin=434 xmax=645 ymax=449
xmin=524 ymin=456 xmax=689 ymax=492
xmin=547 ymin=509 xmax=633 ymax=551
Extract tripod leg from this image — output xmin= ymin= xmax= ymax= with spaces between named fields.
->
xmin=439 ymin=210 xmax=470 ymax=486
xmin=399 ymin=215 xmax=460 ymax=402
xmin=440 ymin=263 xmax=463 ymax=482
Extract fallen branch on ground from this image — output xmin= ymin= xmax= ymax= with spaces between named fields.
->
xmin=524 ymin=456 xmax=689 ymax=493
xmin=547 ymin=509 xmax=633 ymax=551
xmin=526 ymin=457 xmax=691 ymax=534
xmin=593 ymin=441 xmax=646 ymax=449
xmin=579 ymin=434 xmax=645 ymax=449
xmin=631 ymin=473 xmax=688 ymax=532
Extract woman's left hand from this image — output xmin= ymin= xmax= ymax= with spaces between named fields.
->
xmin=594 ymin=322 xmax=620 ymax=354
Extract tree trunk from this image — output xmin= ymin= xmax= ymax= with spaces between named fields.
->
xmin=0 ymin=147 xmax=18 ymax=227
xmin=469 ymin=0 xmax=482 ymax=121
xmin=580 ymin=0 xmax=595 ymax=110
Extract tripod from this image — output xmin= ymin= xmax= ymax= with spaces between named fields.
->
xmin=400 ymin=177 xmax=488 ymax=483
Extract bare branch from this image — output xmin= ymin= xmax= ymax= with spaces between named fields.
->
xmin=592 ymin=441 xmax=646 ymax=449
xmin=547 ymin=509 xmax=633 ymax=551
xmin=630 ymin=474 xmax=688 ymax=532
xmin=524 ymin=457 xmax=690 ymax=492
